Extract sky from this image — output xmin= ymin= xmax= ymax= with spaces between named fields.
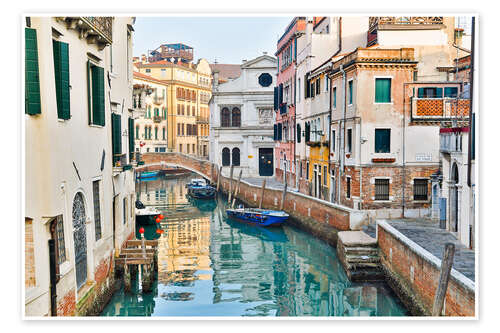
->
xmin=133 ymin=16 xmax=294 ymax=64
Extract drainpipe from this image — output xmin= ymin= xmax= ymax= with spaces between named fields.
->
xmin=338 ymin=64 xmax=346 ymax=203
xmin=467 ymin=17 xmax=475 ymax=187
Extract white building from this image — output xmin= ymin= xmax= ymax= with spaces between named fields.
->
xmin=209 ymin=55 xmax=277 ymax=178
xmin=25 ymin=16 xmax=136 ymax=316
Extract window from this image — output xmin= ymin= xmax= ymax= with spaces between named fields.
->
xmin=418 ymin=87 xmax=443 ymax=98
xmin=222 ymin=147 xmax=230 ymax=166
xmin=88 ymin=61 xmax=105 ymax=126
xmin=162 ymin=127 xmax=166 ymax=140
xmin=277 ymin=123 xmax=282 ymax=141
xmin=332 ymin=130 xmax=336 ymax=152
xmin=53 ymin=40 xmax=70 ymax=120
xmin=136 ymin=125 xmax=139 ymax=140
xmin=316 ymin=78 xmax=321 ymax=95
xmin=347 ymin=128 xmax=352 ymax=153
xmin=414 ymin=179 xmax=429 ymax=200
xmin=333 ymin=87 xmax=337 ymax=109
xmin=187 ymin=144 xmax=190 ymax=154
xmin=306 ymin=161 xmax=310 ymax=179
xmin=92 ymin=180 xmax=102 ymax=241
xmin=179 ymin=144 xmax=182 ymax=153
xmin=311 ymin=81 xmax=315 ymax=98
xmin=25 ymin=28 xmax=41 ymax=115
xmin=323 ymin=166 xmax=327 ymax=186
xmin=444 ymin=87 xmax=458 ymax=98
xmin=348 ymin=80 xmax=353 ymax=105
xmin=258 ymin=73 xmax=272 ymax=87
xmin=297 ymin=124 xmax=301 ymax=143
xmin=231 ymin=107 xmax=241 ymax=127
xmin=145 ymin=68 xmax=151 ymax=73
xmin=123 ymin=197 xmax=127 ymax=224
xmin=221 ymin=107 xmax=230 ymax=127
xmin=298 ymin=78 xmax=301 ymax=101
xmin=232 ymin=148 xmax=240 ymax=166
xmin=325 ymin=76 xmax=329 ymax=92
xmin=375 ymin=179 xmax=390 ymax=201
xmin=55 ymin=215 xmax=66 ymax=264
xmin=346 ymin=177 xmax=351 ymax=198
xmin=375 ymin=78 xmax=391 ymax=103
xmin=155 ymin=127 xmax=158 ymax=140
xmin=375 ymin=129 xmax=391 ymax=153
xmin=111 ymin=113 xmax=122 ymax=164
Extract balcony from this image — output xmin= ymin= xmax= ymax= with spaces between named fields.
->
xmin=196 ymin=116 xmax=209 ymax=123
xmin=411 ymin=98 xmax=470 ymax=121
xmin=60 ymin=17 xmax=113 ymax=50
xmin=153 ymin=95 xmax=164 ymax=105
xmin=153 ymin=116 xmax=162 ymax=123
xmin=440 ymin=128 xmax=468 ymax=154
xmin=368 ymin=16 xmax=444 ymax=46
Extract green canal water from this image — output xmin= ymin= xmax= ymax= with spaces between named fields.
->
xmin=101 ymin=174 xmax=408 ymax=317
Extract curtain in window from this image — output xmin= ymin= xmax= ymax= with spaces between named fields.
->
xmin=222 ymin=148 xmax=230 ymax=166
xmin=221 ymin=107 xmax=230 ymax=127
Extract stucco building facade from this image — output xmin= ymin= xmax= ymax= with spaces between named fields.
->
xmin=25 ymin=16 xmax=136 ymax=316
xmin=210 ymin=55 xmax=277 ymax=178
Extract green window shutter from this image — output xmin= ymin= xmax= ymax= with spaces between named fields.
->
xmin=375 ymin=78 xmax=391 ymax=103
xmin=163 ymin=127 xmax=165 ymax=140
xmin=111 ymin=113 xmax=122 ymax=164
xmin=348 ymin=80 xmax=353 ymax=104
xmin=128 ymin=117 xmax=134 ymax=161
xmin=53 ymin=40 xmax=70 ymax=119
xmin=375 ymin=129 xmax=391 ymax=153
xmin=444 ymin=87 xmax=458 ymax=98
xmin=87 ymin=61 xmax=92 ymax=124
xmin=91 ymin=65 xmax=105 ymax=126
xmin=155 ymin=127 xmax=158 ymax=140
xmin=25 ymin=28 xmax=41 ymax=115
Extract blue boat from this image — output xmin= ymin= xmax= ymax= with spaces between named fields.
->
xmin=186 ymin=178 xmax=216 ymax=199
xmin=226 ymin=207 xmax=289 ymax=227
xmin=137 ymin=171 xmax=159 ymax=180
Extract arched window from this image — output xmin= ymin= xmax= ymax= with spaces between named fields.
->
xmin=232 ymin=148 xmax=240 ymax=166
xmin=72 ymin=192 xmax=87 ymax=289
xmin=154 ymin=108 xmax=159 ymax=117
xmin=232 ymin=107 xmax=241 ymax=127
xmin=221 ymin=107 xmax=230 ymax=127
xmin=222 ymin=147 xmax=230 ymax=166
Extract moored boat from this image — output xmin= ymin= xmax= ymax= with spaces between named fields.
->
xmin=186 ymin=178 xmax=216 ymax=199
xmin=137 ymin=171 xmax=159 ymax=180
xmin=135 ymin=200 xmax=161 ymax=225
xmin=226 ymin=207 xmax=289 ymax=227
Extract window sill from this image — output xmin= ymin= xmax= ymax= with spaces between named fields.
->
xmin=89 ymin=124 xmax=105 ymax=128
xmin=59 ymin=260 xmax=72 ymax=277
xmin=374 ymin=102 xmax=393 ymax=105
xmin=413 ymin=200 xmax=430 ymax=203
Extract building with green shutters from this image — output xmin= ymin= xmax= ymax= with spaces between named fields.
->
xmin=24 ymin=16 xmax=137 ymax=317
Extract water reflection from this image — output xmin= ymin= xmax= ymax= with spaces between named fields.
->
xmin=101 ymin=174 xmax=408 ymax=317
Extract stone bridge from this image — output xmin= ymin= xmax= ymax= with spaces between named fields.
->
xmin=138 ymin=152 xmax=216 ymax=181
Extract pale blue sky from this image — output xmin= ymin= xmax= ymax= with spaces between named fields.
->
xmin=133 ymin=16 xmax=293 ymax=64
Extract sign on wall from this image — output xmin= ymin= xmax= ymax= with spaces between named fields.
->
xmin=415 ymin=153 xmax=432 ymax=162
xmin=258 ymin=108 xmax=273 ymax=125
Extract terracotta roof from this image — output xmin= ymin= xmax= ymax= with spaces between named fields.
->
xmin=209 ymin=64 xmax=241 ymax=80
xmin=133 ymin=71 xmax=168 ymax=85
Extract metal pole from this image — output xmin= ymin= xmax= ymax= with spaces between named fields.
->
xmin=432 ymin=242 xmax=455 ymax=316
xmin=232 ymin=170 xmax=243 ymax=208
xmin=216 ymin=165 xmax=222 ymax=192
xmin=280 ymin=170 xmax=288 ymax=210
xmin=228 ymin=165 xmax=234 ymax=203
xmin=48 ymin=239 xmax=57 ymax=316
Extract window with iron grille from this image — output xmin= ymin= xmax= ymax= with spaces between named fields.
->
xmin=56 ymin=215 xmax=66 ymax=264
xmin=375 ymin=179 xmax=390 ymax=201
xmin=413 ymin=179 xmax=428 ymax=200
xmin=92 ymin=180 xmax=101 ymax=241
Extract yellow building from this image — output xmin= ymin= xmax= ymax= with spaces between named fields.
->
xmin=134 ymin=50 xmax=211 ymax=157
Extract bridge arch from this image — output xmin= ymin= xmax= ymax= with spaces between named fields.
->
xmin=137 ymin=153 xmax=215 ymax=182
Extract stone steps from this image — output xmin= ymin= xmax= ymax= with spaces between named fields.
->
xmin=337 ymin=231 xmax=384 ymax=282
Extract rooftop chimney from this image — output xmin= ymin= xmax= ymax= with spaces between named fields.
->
xmin=263 ymin=51 xmax=267 ymax=55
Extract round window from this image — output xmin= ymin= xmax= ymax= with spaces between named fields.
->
xmin=258 ymin=73 xmax=272 ymax=87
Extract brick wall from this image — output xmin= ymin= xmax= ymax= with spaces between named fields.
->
xmin=25 ymin=218 xmax=36 ymax=288
xmin=57 ymin=288 xmax=76 ymax=316
xmin=377 ymin=221 xmax=475 ymax=316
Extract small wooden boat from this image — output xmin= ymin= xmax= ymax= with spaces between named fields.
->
xmin=226 ymin=207 xmax=289 ymax=227
xmin=135 ymin=200 xmax=161 ymax=225
xmin=186 ymin=178 xmax=216 ymax=199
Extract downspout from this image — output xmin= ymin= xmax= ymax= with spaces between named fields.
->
xmin=339 ymin=64 xmax=346 ymax=204
xmin=467 ymin=17 xmax=475 ymax=187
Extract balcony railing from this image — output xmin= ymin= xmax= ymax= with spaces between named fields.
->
xmin=59 ymin=17 xmax=113 ymax=49
xmin=368 ymin=16 xmax=444 ymax=46
xmin=440 ymin=130 xmax=466 ymax=154
xmin=153 ymin=116 xmax=162 ymax=123
xmin=411 ymin=98 xmax=470 ymax=121
xmin=81 ymin=17 xmax=113 ymax=43
xmin=279 ymin=103 xmax=288 ymax=114
xmin=196 ymin=116 xmax=209 ymax=123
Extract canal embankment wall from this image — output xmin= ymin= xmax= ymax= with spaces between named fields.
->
xmin=376 ymin=220 xmax=476 ymax=317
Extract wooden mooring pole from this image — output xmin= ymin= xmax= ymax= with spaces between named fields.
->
xmin=216 ymin=166 xmax=222 ymax=192
xmin=280 ymin=171 xmax=288 ymax=210
xmin=258 ymin=179 xmax=266 ymax=209
xmin=232 ymin=169 xmax=243 ymax=208
xmin=228 ymin=165 xmax=234 ymax=204
xmin=432 ymin=242 xmax=456 ymax=316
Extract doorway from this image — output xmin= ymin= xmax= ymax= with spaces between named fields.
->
xmin=259 ymin=148 xmax=273 ymax=176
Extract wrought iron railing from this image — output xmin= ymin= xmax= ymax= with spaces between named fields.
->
xmin=81 ymin=17 xmax=113 ymax=43
xmin=369 ymin=16 xmax=444 ymax=29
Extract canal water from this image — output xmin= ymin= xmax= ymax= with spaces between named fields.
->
xmin=101 ymin=174 xmax=408 ymax=317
